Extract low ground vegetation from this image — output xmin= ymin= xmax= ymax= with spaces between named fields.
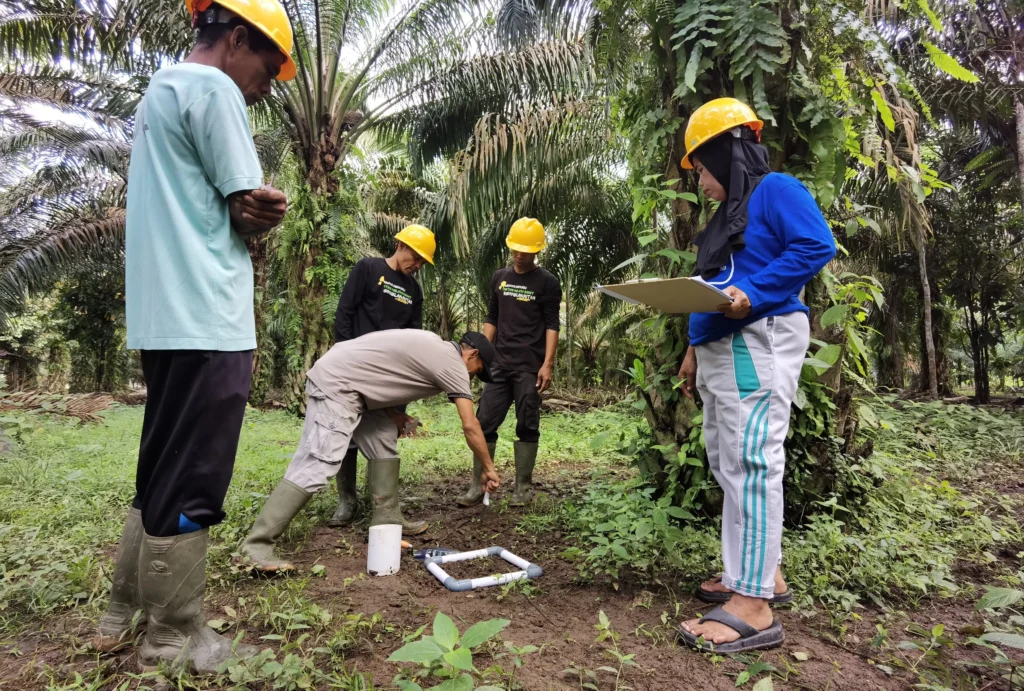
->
xmin=1 ymin=396 xmax=1024 ymax=689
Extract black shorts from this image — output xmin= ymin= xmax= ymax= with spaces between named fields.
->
xmin=476 ymin=368 xmax=541 ymax=444
xmin=132 ymin=350 xmax=252 ymax=537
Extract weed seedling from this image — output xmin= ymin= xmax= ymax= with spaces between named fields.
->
xmin=387 ymin=611 xmax=510 ymax=689
xmin=592 ymin=610 xmax=638 ymax=689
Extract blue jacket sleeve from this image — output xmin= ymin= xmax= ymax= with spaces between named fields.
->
xmin=733 ymin=180 xmax=836 ymax=313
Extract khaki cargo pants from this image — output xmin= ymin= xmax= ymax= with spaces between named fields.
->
xmin=283 ymin=381 xmax=399 ymax=493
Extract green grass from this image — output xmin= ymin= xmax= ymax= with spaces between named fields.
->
xmin=0 ymin=396 xmax=640 ymax=634
xmin=563 ymin=398 xmax=1024 ymax=612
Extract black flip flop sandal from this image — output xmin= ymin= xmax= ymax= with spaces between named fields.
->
xmin=677 ymin=605 xmax=785 ymax=654
xmin=696 ymin=575 xmax=794 ymax=606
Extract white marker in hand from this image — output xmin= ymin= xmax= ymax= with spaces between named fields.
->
xmin=483 ymin=492 xmax=490 ymax=506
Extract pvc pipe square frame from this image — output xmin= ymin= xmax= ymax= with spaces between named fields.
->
xmin=425 ymin=546 xmax=542 ymax=592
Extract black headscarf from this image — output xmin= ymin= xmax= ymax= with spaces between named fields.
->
xmin=691 ymin=128 xmax=772 ymax=280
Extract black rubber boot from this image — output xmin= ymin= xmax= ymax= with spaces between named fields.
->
xmin=456 ymin=443 xmax=496 ymax=507
xmin=368 ymin=458 xmax=428 ymax=535
xmin=92 ymin=507 xmax=147 ymax=652
xmin=239 ymin=479 xmax=312 ymax=573
xmin=138 ymin=529 xmax=259 ymax=674
xmin=510 ymin=441 xmax=538 ymax=506
xmin=327 ymin=448 xmax=359 ymax=527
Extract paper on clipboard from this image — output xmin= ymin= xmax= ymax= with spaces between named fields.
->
xmin=596 ymin=276 xmax=733 ymax=314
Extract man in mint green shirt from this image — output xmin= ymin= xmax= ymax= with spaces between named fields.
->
xmin=92 ymin=0 xmax=294 ymax=674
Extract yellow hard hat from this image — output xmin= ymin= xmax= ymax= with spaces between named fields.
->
xmin=680 ymin=98 xmax=763 ymax=170
xmin=395 ymin=224 xmax=435 ymax=264
xmin=506 ymin=217 xmax=546 ymax=253
xmin=186 ymin=0 xmax=296 ymax=81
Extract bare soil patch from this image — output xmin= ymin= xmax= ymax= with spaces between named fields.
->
xmin=1 ymin=470 xmax=1016 ymax=690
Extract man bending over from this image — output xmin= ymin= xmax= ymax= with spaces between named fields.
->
xmin=240 ymin=330 xmax=501 ymax=572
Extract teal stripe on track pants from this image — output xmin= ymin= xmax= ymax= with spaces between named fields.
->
xmin=694 ymin=311 xmax=809 ymax=599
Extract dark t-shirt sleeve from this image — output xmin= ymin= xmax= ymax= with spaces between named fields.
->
xmin=412 ymin=284 xmax=423 ymax=330
xmin=543 ymin=273 xmax=562 ymax=332
xmin=334 ymin=259 xmax=366 ymax=343
xmin=485 ymin=272 xmax=500 ymax=326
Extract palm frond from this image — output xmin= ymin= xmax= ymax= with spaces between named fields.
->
xmin=0 ymin=208 xmax=125 ymax=323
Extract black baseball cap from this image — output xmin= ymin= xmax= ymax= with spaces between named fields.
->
xmin=460 ymin=331 xmax=495 ymax=383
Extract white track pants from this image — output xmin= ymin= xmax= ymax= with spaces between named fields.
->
xmin=695 ymin=312 xmax=808 ymax=599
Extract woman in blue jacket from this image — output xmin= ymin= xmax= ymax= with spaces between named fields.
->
xmin=675 ymin=99 xmax=836 ymax=653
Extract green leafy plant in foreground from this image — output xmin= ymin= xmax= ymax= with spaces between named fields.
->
xmin=963 ymin=584 xmax=1024 ymax=687
xmin=563 ymin=611 xmax=637 ymax=691
xmin=388 ymin=612 xmax=510 ymax=690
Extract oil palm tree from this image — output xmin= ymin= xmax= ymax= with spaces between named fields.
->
xmin=0 ymin=0 xmax=597 ymax=403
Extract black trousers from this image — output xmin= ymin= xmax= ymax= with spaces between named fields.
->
xmin=476 ymin=368 xmax=541 ymax=444
xmin=132 ymin=350 xmax=253 ymax=537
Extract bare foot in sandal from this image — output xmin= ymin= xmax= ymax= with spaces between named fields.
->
xmin=699 ymin=567 xmax=789 ymax=598
xmin=681 ymin=594 xmax=774 ymax=645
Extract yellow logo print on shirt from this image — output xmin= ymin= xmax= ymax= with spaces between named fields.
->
xmin=500 ymin=280 xmax=536 ymax=303
xmin=379 ymin=276 xmax=413 ymax=306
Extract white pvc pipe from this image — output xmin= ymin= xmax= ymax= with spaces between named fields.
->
xmin=438 ymin=548 xmax=492 ymax=563
xmin=367 ymin=524 xmax=402 ymax=576
xmin=468 ymin=570 xmax=528 ymax=589
xmin=499 ymin=550 xmax=531 ymax=570
xmin=426 ymin=561 xmax=450 ymax=582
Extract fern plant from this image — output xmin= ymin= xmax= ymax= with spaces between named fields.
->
xmin=670 ymin=0 xmax=789 ymax=122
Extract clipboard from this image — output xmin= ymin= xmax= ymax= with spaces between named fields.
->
xmin=596 ymin=276 xmax=733 ymax=314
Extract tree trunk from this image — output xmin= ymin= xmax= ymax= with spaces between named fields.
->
xmin=247 ymin=234 xmax=273 ymax=405
xmin=1016 ymin=99 xmax=1024 ymax=219
xmin=914 ymin=226 xmax=939 ymax=399
xmin=876 ymin=272 xmax=907 ymax=390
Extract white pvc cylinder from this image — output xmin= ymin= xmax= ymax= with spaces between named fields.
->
xmin=367 ymin=524 xmax=402 ymax=576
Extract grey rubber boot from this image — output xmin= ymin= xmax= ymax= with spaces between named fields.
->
xmin=138 ymin=529 xmax=259 ymax=674
xmin=368 ymin=458 xmax=428 ymax=535
xmin=456 ymin=443 xmax=496 ymax=507
xmin=239 ymin=479 xmax=312 ymax=573
xmin=92 ymin=506 xmax=147 ymax=652
xmin=327 ymin=449 xmax=359 ymax=527
xmin=510 ymin=441 xmax=538 ymax=506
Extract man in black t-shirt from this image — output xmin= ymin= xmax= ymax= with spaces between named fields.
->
xmin=329 ymin=224 xmax=435 ymax=534
xmin=457 ymin=217 xmax=561 ymax=507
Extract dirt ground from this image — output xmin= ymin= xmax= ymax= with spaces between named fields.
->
xmin=3 ymin=467 xmax=1017 ymax=691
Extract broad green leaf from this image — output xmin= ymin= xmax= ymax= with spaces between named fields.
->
xmin=981 ymin=632 xmax=1024 ymax=650
xmin=871 ymin=89 xmax=895 ymax=132
xmin=459 ymin=618 xmax=510 ymax=649
xmin=387 ymin=638 xmax=445 ymax=664
xmin=432 ymin=612 xmax=459 ymax=651
xmin=922 ymin=41 xmax=979 ymax=82
xmin=434 ymin=674 xmax=474 ymax=691
xmin=815 ymin=344 xmax=843 ymax=366
xmin=804 ymin=358 xmax=834 ymax=374
xmin=394 ymin=682 xmax=423 ymax=691
xmin=976 ymin=586 xmax=1024 ymax=611
xmin=443 ymin=647 xmax=474 ymax=671
xmin=819 ymin=304 xmax=849 ymax=328
xmin=610 ymin=542 xmax=630 ymax=559
xmin=664 ymin=506 xmax=696 ymax=520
